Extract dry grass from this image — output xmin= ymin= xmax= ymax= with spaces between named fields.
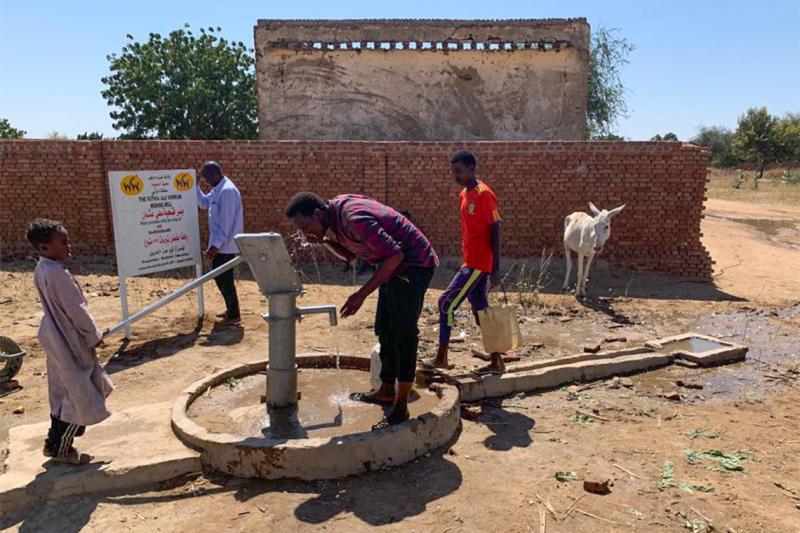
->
xmin=706 ymin=168 xmax=800 ymax=206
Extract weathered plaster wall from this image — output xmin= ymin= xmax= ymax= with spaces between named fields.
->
xmin=255 ymin=19 xmax=590 ymax=141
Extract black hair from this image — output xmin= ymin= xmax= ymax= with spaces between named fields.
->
xmin=26 ymin=219 xmax=64 ymax=247
xmin=201 ymin=161 xmax=223 ymax=178
xmin=285 ymin=192 xmax=326 ymax=218
xmin=450 ymin=149 xmax=477 ymax=168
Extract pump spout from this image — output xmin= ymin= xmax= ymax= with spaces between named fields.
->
xmin=297 ymin=305 xmax=338 ymax=327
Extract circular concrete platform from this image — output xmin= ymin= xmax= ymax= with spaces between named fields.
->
xmin=171 ymin=355 xmax=461 ymax=479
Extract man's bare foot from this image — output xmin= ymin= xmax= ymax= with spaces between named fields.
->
xmin=476 ymin=353 xmax=506 ymax=374
xmin=349 ymin=384 xmax=395 ymax=405
xmin=420 ymin=345 xmax=453 ymax=370
xmin=372 ymin=407 xmax=410 ymax=430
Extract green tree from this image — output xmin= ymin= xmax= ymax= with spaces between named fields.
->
xmin=77 ymin=131 xmax=105 ymax=140
xmin=731 ymin=107 xmax=780 ymax=180
xmin=775 ymin=112 xmax=800 ymax=163
xmin=691 ymin=126 xmax=737 ymax=167
xmin=0 ymin=118 xmax=26 ymax=138
xmin=101 ymin=25 xmax=257 ymax=139
xmin=47 ymin=131 xmax=70 ymax=140
xmin=587 ymin=27 xmax=635 ymax=139
xmin=592 ymin=133 xmax=626 ymax=141
xmin=650 ymin=132 xmax=679 ymax=141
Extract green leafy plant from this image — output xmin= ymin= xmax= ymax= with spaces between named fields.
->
xmin=684 ymin=448 xmax=748 ymax=472
xmin=731 ymin=171 xmax=749 ymax=189
xmin=224 ymin=377 xmax=240 ymax=390
xmin=659 ymin=461 xmax=715 ymax=494
xmin=782 ymin=170 xmax=800 ymax=185
xmin=569 ymin=412 xmax=595 ymax=425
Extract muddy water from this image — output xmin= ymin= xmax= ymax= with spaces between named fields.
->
xmin=737 ymin=218 xmax=798 ymax=239
xmin=655 ymin=337 xmax=728 ymax=354
xmin=732 ymin=217 xmax=800 ymax=249
xmin=635 ymin=304 xmax=800 ymax=400
xmin=187 ymin=369 xmax=440 ymax=439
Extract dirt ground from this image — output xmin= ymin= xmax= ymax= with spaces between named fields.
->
xmin=1 ymin=194 xmax=799 ymax=532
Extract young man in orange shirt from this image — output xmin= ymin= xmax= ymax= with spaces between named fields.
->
xmin=425 ymin=149 xmax=505 ymax=374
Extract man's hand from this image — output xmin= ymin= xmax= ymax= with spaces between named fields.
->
xmin=341 ymin=290 xmax=366 ymax=318
xmin=206 ymin=246 xmax=219 ymax=261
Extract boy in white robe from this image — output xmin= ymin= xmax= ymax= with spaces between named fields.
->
xmin=27 ymin=219 xmax=114 ymax=465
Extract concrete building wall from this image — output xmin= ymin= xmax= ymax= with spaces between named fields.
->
xmin=255 ymin=19 xmax=590 ymax=141
xmin=0 ymin=140 xmax=712 ymax=280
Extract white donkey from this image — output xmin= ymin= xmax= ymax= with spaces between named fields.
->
xmin=562 ymin=203 xmax=625 ymax=298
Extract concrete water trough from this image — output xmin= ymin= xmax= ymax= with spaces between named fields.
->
xmin=171 ymin=355 xmax=460 ymax=479
xmin=420 ymin=333 xmax=748 ymax=402
xmin=646 ymin=332 xmax=748 ymax=366
xmin=169 ymin=233 xmax=460 ymax=480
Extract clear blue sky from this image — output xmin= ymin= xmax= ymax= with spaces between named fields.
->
xmin=2 ymin=0 xmax=798 ymax=140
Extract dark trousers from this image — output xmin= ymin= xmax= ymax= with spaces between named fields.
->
xmin=212 ymin=253 xmax=240 ymax=319
xmin=438 ymin=267 xmax=490 ymax=345
xmin=45 ymin=415 xmax=85 ymax=456
xmin=375 ymin=266 xmax=435 ymax=384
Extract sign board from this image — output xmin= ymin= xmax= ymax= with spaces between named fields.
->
xmin=108 ymin=169 xmax=202 ymax=277
xmin=107 ymin=169 xmax=204 ymax=337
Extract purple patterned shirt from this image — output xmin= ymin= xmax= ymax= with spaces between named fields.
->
xmin=327 ymin=195 xmax=439 ymax=269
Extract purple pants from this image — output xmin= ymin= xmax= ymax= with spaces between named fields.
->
xmin=438 ymin=267 xmax=489 ymax=346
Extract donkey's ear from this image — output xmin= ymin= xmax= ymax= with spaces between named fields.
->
xmin=588 ymin=202 xmax=601 ymax=216
xmin=608 ymin=205 xmax=626 ymax=218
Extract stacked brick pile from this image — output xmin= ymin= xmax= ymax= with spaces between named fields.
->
xmin=0 ymin=140 xmax=712 ymax=279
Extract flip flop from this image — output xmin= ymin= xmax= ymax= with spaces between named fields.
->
xmin=349 ymin=392 xmax=393 ymax=405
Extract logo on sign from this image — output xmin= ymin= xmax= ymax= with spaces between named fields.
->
xmin=173 ymin=172 xmax=194 ymax=192
xmin=120 ymin=175 xmax=144 ymax=196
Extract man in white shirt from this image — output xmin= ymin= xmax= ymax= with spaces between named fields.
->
xmin=196 ymin=161 xmax=244 ymax=325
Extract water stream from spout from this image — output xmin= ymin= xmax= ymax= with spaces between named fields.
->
xmin=330 ymin=325 xmax=341 ymax=372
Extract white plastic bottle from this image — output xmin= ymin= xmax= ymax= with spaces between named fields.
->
xmin=369 ymin=343 xmax=382 ymax=391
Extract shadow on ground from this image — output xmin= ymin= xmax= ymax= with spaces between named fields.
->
xmin=1 ymin=443 xmax=464 ymax=530
xmin=473 ymin=404 xmax=535 ymax=451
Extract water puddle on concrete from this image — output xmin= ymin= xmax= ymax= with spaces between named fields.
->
xmin=635 ymin=304 xmax=800 ymax=401
xmin=187 ymin=368 xmax=439 ymax=439
xmin=655 ymin=337 xmax=728 ymax=354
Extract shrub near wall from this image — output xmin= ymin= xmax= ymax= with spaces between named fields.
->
xmin=0 ymin=140 xmax=712 ymax=280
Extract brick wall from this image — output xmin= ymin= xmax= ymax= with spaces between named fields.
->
xmin=0 ymin=140 xmax=712 ymax=279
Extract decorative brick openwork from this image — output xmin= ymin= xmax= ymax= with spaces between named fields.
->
xmin=255 ymin=19 xmax=590 ymax=141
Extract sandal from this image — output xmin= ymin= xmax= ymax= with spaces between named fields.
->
xmin=371 ymin=410 xmax=410 ymax=431
xmin=349 ymin=391 xmax=393 ymax=405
